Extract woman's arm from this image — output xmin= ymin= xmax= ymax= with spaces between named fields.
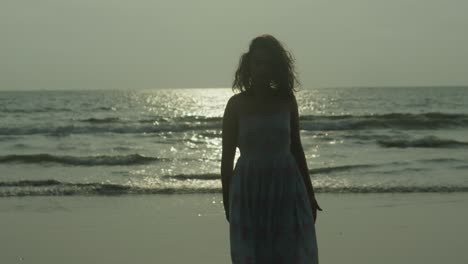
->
xmin=290 ymin=95 xmax=322 ymax=222
xmin=221 ymin=95 xmax=238 ymax=222
xmin=289 ymin=95 xmax=317 ymax=201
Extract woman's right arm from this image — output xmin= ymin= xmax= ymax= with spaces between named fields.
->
xmin=221 ymin=95 xmax=238 ymax=222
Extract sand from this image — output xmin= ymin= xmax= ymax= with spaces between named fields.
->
xmin=1 ymin=193 xmax=467 ymax=264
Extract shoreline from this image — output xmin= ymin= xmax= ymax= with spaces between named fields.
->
xmin=1 ymin=193 xmax=467 ymax=264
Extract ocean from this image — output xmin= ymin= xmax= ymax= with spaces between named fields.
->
xmin=0 ymin=87 xmax=467 ymax=197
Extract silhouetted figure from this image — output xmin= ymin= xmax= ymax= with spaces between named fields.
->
xmin=221 ymin=34 xmax=322 ymax=263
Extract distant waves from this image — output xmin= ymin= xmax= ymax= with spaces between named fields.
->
xmin=377 ymin=135 xmax=468 ymax=148
xmin=0 ymin=153 xmax=167 ymax=166
xmin=1 ymin=88 xmax=467 ymax=197
xmin=0 ymin=154 xmax=220 ymax=166
xmin=1 ymin=112 xmax=468 ymax=136
xmin=0 ymin=152 xmax=467 ymax=166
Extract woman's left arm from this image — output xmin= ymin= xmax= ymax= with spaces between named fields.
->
xmin=289 ymin=95 xmax=322 ymax=220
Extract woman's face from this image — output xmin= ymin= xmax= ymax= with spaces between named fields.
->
xmin=249 ymin=49 xmax=273 ymax=86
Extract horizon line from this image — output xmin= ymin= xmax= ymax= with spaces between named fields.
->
xmin=1 ymin=85 xmax=468 ymax=92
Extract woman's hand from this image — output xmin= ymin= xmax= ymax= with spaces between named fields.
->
xmin=310 ymin=195 xmax=323 ymax=224
xmin=224 ymin=203 xmax=230 ymax=223
xmin=225 ymin=210 xmax=230 ymax=223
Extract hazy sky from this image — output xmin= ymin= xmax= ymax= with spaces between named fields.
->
xmin=2 ymin=0 xmax=468 ymax=90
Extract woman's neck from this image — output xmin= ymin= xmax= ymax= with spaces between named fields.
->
xmin=250 ymin=82 xmax=275 ymax=95
xmin=248 ymin=90 xmax=279 ymax=105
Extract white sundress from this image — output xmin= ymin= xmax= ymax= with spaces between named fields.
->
xmin=229 ymin=111 xmax=319 ymax=264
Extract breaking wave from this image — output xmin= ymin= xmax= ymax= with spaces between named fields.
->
xmin=0 ymin=154 xmax=165 ymax=166
xmin=377 ymin=136 xmax=468 ymax=148
xmin=1 ymin=179 xmax=467 ymax=197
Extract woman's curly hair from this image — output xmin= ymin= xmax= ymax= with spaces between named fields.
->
xmin=232 ymin=34 xmax=300 ymax=97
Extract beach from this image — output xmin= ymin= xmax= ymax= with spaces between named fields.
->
xmin=2 ymin=0 xmax=468 ymax=261
xmin=1 ymin=87 xmax=467 ymax=263
xmin=1 ymin=192 xmax=467 ymax=264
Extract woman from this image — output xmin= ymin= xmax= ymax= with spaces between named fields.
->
xmin=221 ymin=34 xmax=322 ymax=263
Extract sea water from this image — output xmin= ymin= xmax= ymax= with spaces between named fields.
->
xmin=0 ymin=87 xmax=467 ymax=196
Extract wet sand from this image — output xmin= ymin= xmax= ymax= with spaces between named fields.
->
xmin=1 ymin=193 xmax=467 ymax=264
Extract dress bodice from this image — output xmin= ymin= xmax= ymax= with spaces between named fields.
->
xmin=237 ymin=111 xmax=291 ymax=160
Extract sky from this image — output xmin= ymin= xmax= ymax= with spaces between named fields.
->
xmin=1 ymin=0 xmax=468 ymax=90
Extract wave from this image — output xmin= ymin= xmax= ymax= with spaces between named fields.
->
xmin=0 ymin=180 xmax=214 ymax=196
xmin=0 ymin=154 xmax=165 ymax=166
xmin=0 ymin=107 xmax=73 ymax=113
xmin=73 ymin=112 xmax=468 ymax=131
xmin=0 ymin=119 xmax=225 ymax=136
xmin=0 ymin=123 xmax=221 ymax=136
xmin=309 ymin=164 xmax=378 ymax=174
xmin=164 ymin=173 xmax=220 ymax=180
xmin=139 ymin=116 xmax=222 ymax=123
xmin=1 ymin=179 xmax=467 ymax=197
xmin=315 ymin=185 xmax=468 ymax=193
xmin=418 ymin=158 xmax=465 ymax=163
xmin=78 ymin=117 xmax=122 ymax=123
xmin=1 ymin=112 xmax=467 ymax=136
xmin=0 ymin=106 xmax=117 ymax=114
xmin=0 ymin=136 xmax=18 ymax=142
xmin=377 ymin=136 xmax=468 ymax=148
xmin=76 ymin=116 xmax=221 ymax=125
xmin=162 ymin=165 xmax=379 ymax=180
xmin=301 ymin=112 xmax=468 ymax=130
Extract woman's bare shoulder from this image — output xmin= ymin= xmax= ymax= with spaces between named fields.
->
xmin=228 ymin=92 xmax=295 ymax=116
xmin=224 ymin=93 xmax=244 ymax=117
xmin=283 ymin=93 xmax=297 ymax=108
